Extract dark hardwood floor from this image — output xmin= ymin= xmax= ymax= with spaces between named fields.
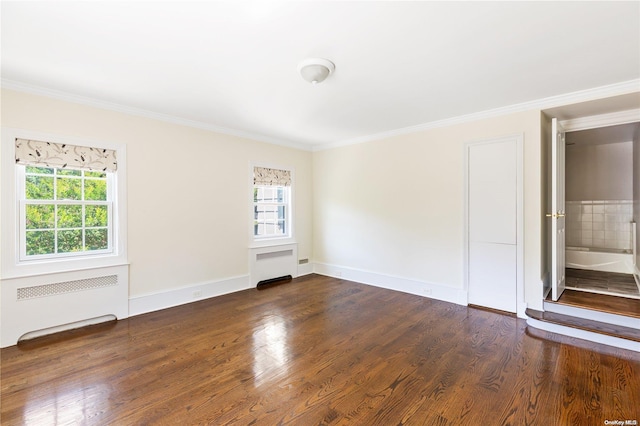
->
xmin=2 ymin=274 xmax=639 ymax=425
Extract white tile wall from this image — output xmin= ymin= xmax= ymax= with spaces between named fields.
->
xmin=566 ymin=200 xmax=633 ymax=250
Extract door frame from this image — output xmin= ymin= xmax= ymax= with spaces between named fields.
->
xmin=545 ymin=108 xmax=640 ymax=299
xmin=463 ymin=133 xmax=525 ymax=317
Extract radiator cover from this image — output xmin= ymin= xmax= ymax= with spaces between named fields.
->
xmin=1 ymin=264 xmax=129 ymax=347
xmin=249 ymin=243 xmax=298 ymax=286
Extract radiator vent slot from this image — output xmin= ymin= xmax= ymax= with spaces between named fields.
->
xmin=256 ymin=249 xmax=293 ymax=261
xmin=17 ymin=275 xmax=118 ymax=300
xmin=257 ymin=275 xmax=293 ymax=288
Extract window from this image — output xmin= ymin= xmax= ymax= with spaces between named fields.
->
xmin=10 ymin=137 xmax=121 ymax=265
xmin=19 ymin=165 xmax=113 ymax=259
xmin=253 ymin=166 xmax=292 ymax=240
xmin=254 ymin=185 xmax=289 ymax=238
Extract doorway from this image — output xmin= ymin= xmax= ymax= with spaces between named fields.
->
xmin=563 ymin=122 xmax=640 ymax=299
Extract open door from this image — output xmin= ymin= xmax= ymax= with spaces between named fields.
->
xmin=550 ymin=118 xmax=566 ymax=301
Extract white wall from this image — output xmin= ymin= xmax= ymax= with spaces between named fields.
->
xmin=312 ymin=110 xmax=545 ymax=311
xmin=0 ymin=89 xmax=313 ymax=299
xmin=0 ymin=88 xmax=548 ymax=325
xmin=566 ymin=141 xmax=633 ymax=201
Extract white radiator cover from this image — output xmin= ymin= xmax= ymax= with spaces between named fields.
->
xmin=1 ymin=264 xmax=129 ymax=347
xmin=250 ymin=243 xmax=298 ymax=286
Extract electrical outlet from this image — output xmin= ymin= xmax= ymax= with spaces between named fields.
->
xmin=193 ymin=290 xmax=202 ymax=299
xmin=423 ymin=288 xmax=432 ymax=296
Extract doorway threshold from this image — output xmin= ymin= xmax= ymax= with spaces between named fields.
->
xmin=546 ymin=288 xmax=640 ymax=319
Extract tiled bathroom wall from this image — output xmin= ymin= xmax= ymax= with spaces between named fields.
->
xmin=565 ymin=200 xmax=633 ymax=251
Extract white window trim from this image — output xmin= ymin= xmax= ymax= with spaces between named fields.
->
xmin=1 ymin=128 xmax=128 ymax=279
xmin=249 ymin=162 xmax=296 ymax=248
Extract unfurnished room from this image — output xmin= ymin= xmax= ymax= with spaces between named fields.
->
xmin=1 ymin=1 xmax=639 ymax=425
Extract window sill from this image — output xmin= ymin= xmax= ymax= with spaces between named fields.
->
xmin=249 ymin=237 xmax=296 ymax=249
xmin=1 ymin=254 xmax=129 ymax=280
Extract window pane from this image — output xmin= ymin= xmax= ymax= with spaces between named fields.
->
xmin=85 ymin=179 xmax=107 ymax=200
xmin=26 ymin=230 xmax=55 ymax=255
xmin=86 ymin=228 xmax=108 ymax=250
xmin=58 ymin=229 xmax=83 ymax=253
xmin=278 ymin=220 xmax=286 ymax=234
xmin=26 ymin=204 xmax=55 ymax=229
xmin=58 ymin=169 xmax=81 ymax=176
xmin=278 ymin=205 xmax=286 ymax=220
xmin=26 ymin=166 xmax=54 ymax=174
xmin=26 ymin=176 xmax=54 ymax=199
xmin=85 ymin=205 xmax=108 ymax=227
xmin=56 ymin=177 xmax=81 ymax=200
xmin=85 ymin=171 xmax=106 ymax=178
xmin=57 ymin=205 xmax=83 ymax=228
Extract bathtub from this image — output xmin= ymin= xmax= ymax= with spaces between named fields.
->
xmin=566 ymin=246 xmax=634 ymax=274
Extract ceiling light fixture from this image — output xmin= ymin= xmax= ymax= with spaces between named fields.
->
xmin=297 ymin=58 xmax=335 ymax=85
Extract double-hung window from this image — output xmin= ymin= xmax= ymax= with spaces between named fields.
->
xmin=15 ymin=138 xmax=117 ymax=261
xmin=253 ymin=166 xmax=292 ymax=239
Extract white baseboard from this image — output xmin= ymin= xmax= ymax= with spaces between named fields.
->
xmin=297 ymin=261 xmax=313 ymax=277
xmin=313 ymin=262 xmax=467 ymax=306
xmin=129 ymin=275 xmax=251 ymax=317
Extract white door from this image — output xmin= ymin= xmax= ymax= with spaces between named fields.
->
xmin=551 ymin=118 xmax=566 ymax=301
xmin=467 ymin=138 xmax=518 ymax=313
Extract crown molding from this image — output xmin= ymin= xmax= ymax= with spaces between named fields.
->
xmin=312 ymin=79 xmax=640 ymax=151
xmin=3 ymin=77 xmax=638 ymax=153
xmin=561 ymin=109 xmax=640 ymax=132
xmin=0 ymin=79 xmax=312 ymax=152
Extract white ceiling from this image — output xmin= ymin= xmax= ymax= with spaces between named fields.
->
xmin=2 ymin=1 xmax=640 ymax=149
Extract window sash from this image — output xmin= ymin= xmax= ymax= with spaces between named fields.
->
xmin=17 ymin=165 xmax=115 ymax=261
xmin=19 ymin=200 xmax=114 ymax=260
xmin=254 ymin=202 xmax=288 ymax=238
xmin=253 ymin=183 xmax=290 ymax=239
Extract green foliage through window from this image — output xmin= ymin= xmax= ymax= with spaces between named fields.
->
xmin=23 ymin=166 xmax=111 ymax=258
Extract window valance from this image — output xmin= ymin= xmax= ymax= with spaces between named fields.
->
xmin=15 ymin=138 xmax=117 ymax=172
xmin=253 ymin=166 xmax=291 ymax=187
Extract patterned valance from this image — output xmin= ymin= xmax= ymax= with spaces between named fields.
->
xmin=15 ymin=138 xmax=117 ymax=172
xmin=253 ymin=166 xmax=291 ymax=187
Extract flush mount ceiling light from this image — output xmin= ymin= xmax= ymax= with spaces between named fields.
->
xmin=297 ymin=58 xmax=335 ymax=85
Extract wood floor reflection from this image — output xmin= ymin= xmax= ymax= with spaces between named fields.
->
xmin=2 ymin=274 xmax=639 ymax=425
